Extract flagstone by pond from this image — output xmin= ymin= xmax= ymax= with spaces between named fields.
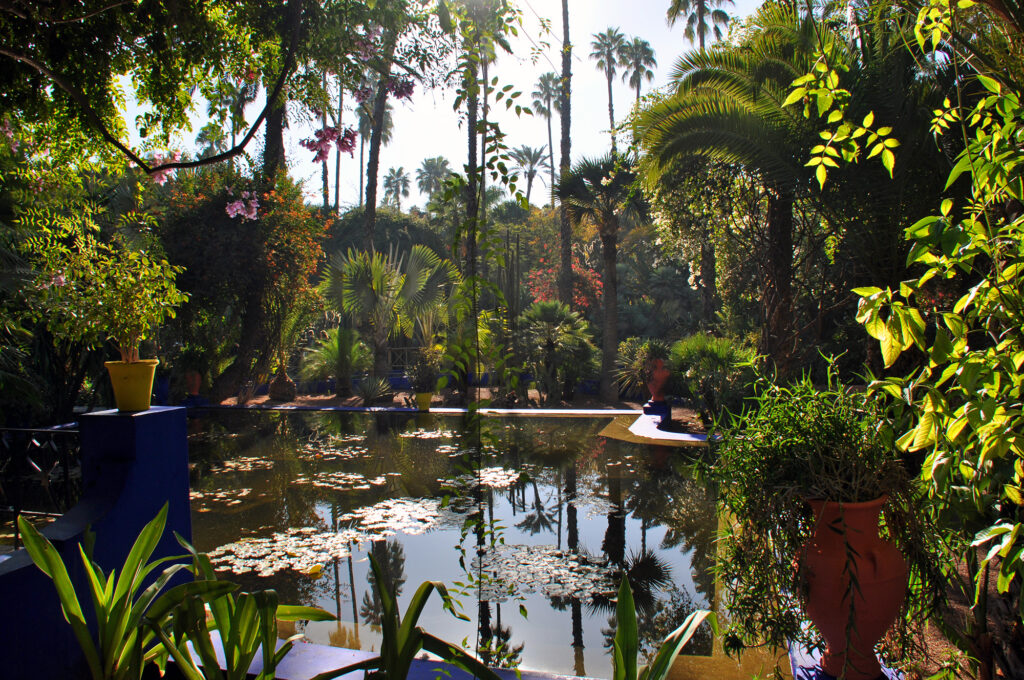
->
xmin=186 ymin=410 xmax=717 ymax=678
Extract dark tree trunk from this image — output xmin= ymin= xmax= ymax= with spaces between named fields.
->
xmin=557 ymin=0 xmax=573 ymax=306
xmin=359 ymin=137 xmax=365 ymax=207
xmin=263 ymin=101 xmax=287 ymax=181
xmin=545 ymin=103 xmax=555 ymax=205
xmin=363 ymin=33 xmax=398 ymax=251
xmin=700 ymin=239 xmax=717 ymax=327
xmin=599 ymin=228 xmax=618 ymax=403
xmin=760 ymin=184 xmax=794 ymax=377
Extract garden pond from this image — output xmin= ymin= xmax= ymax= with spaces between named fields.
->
xmin=186 ymin=409 xmax=718 ymax=678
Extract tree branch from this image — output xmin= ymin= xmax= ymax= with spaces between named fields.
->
xmin=0 ymin=0 xmax=303 ymax=175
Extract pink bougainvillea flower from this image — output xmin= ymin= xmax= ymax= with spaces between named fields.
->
xmin=300 ymin=126 xmax=357 ymax=162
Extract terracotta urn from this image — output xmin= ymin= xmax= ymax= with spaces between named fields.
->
xmin=645 ymin=358 xmax=670 ymax=401
xmin=801 ymin=496 xmax=908 ymax=680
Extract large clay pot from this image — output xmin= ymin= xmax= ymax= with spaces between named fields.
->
xmin=645 ymin=358 xmax=670 ymax=402
xmin=105 ymin=359 xmax=159 ymax=412
xmin=801 ymin=496 xmax=908 ymax=680
xmin=415 ymin=392 xmax=432 ymax=411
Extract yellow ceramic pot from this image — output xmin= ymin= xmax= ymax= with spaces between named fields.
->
xmin=105 ymin=359 xmax=159 ymax=412
xmin=415 ymin=392 xmax=433 ymax=411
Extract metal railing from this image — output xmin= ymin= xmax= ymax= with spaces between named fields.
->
xmin=0 ymin=427 xmax=81 ymax=550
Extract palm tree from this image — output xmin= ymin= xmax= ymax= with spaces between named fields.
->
xmin=666 ymin=0 xmax=733 ymax=50
xmin=382 ymin=166 xmax=410 ymax=211
xmin=558 ymin=0 xmax=573 ymax=307
xmin=357 ymin=93 xmax=394 ymax=208
xmin=556 ymin=155 xmax=645 ymax=402
xmin=533 ymin=72 xmax=560 ymax=203
xmin=328 ymin=245 xmax=459 ymax=377
xmin=639 ymin=1 xmax=831 ymax=375
xmin=590 ymin=28 xmax=627 ymax=155
xmin=416 ymin=156 xmax=452 ymax=201
xmin=620 ymin=37 xmax=657 ymax=104
xmin=509 ymin=145 xmax=550 ymax=206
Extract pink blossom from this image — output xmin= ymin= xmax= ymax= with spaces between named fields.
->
xmin=300 ymin=126 xmax=357 ymax=162
xmin=150 ymin=150 xmax=182 ymax=185
xmin=387 ymin=78 xmax=414 ymax=101
xmin=51 ymin=272 xmax=67 ymax=288
xmin=226 ymin=191 xmax=259 ymax=220
xmin=353 ymin=86 xmax=374 ymax=104
xmin=1 ymin=118 xmax=19 ymax=153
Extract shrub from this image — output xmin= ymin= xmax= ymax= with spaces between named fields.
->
xmin=669 ymin=334 xmax=753 ymax=425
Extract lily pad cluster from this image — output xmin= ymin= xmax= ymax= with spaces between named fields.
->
xmin=210 ymin=456 xmax=275 ymax=473
xmin=337 ymin=497 xmax=471 ymax=535
xmin=442 ymin=467 xmax=523 ymax=492
xmin=471 ymin=544 xmax=616 ymax=603
xmin=398 ymin=428 xmax=456 ymax=440
xmin=189 ymin=487 xmax=264 ymax=512
xmin=206 ymin=526 xmax=365 ymax=576
xmin=291 ymin=471 xmax=387 ymax=491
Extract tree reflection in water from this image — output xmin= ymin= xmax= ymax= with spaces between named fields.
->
xmin=360 ymin=539 xmax=407 ymax=626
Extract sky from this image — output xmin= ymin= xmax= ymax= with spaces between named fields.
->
xmin=161 ymin=0 xmax=763 ymax=211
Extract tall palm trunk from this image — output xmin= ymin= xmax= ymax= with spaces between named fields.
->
xmin=599 ymin=228 xmax=618 ymax=402
xmin=606 ymin=69 xmax=616 ymax=156
xmin=557 ymin=0 xmax=573 ymax=306
xmin=321 ymin=75 xmax=330 ymax=214
xmin=334 ymin=82 xmax=343 ymax=214
xmin=761 ymin=184 xmax=794 ymax=376
xmin=545 ymin=106 xmax=555 ymax=205
xmin=364 ymin=32 xmax=398 ymax=250
xmin=465 ymin=60 xmax=480 ymax=283
xmin=359 ymin=137 xmax=365 ymax=207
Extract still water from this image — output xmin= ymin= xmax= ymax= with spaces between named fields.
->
xmin=186 ymin=409 xmax=717 ymax=678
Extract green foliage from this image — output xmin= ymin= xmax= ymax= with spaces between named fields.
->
xmin=855 ymin=72 xmax=1024 ymax=659
xmin=518 ymin=300 xmax=597 ymax=404
xmin=611 ymin=578 xmax=713 ymax=680
xmin=21 ymin=204 xmax=187 ymax=362
xmin=311 ymin=554 xmax=504 ymax=680
xmin=355 ymin=375 xmax=393 ymax=405
xmin=300 ymin=327 xmax=371 ymax=386
xmin=164 ymin=538 xmax=335 ymax=680
xmin=16 ymin=505 xmax=235 ymax=680
xmin=669 ymin=334 xmax=753 ymax=424
xmin=408 ymin=346 xmax=443 ymax=393
xmin=710 ymin=368 xmax=940 ymax=658
xmin=614 ymin=337 xmax=669 ymax=400
xmin=328 ymin=245 xmax=458 ymax=376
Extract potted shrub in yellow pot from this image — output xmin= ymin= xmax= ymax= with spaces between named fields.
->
xmin=409 ymin=347 xmax=442 ymax=411
xmin=96 ymin=243 xmax=187 ymax=411
xmin=28 ymin=217 xmax=187 ymax=412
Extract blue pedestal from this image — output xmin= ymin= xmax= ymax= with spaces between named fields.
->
xmin=0 ymin=406 xmax=191 ymax=680
xmin=642 ymin=399 xmax=670 ymax=423
xmin=789 ymin=641 xmax=903 ymax=680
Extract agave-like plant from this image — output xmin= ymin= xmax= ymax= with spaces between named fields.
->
xmin=611 ymin=577 xmax=713 ymax=680
xmin=16 ymin=505 xmax=235 ymax=680
xmin=312 ymin=554 xmax=503 ymax=680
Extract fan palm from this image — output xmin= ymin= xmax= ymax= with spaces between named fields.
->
xmin=638 ymin=1 xmax=819 ymax=374
xmin=533 ymin=72 xmax=561 ymax=202
xmin=590 ymin=27 xmax=627 ymax=154
xmin=416 ymin=157 xmax=452 ymax=201
xmin=620 ymin=37 xmax=657 ymax=104
xmin=509 ymin=145 xmax=550 ymax=206
xmin=519 ymin=300 xmax=596 ymax=404
xmin=556 ymin=155 xmax=645 ymax=402
xmin=383 ymin=167 xmax=411 ymax=211
xmin=666 ymin=0 xmax=734 ymax=50
xmin=328 ymin=246 xmax=459 ymax=377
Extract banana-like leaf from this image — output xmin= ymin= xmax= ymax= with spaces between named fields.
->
xmin=276 ymin=604 xmax=336 ymax=622
xmin=17 ymin=515 xmax=104 ymax=680
xmin=309 ymin=655 xmax=382 ymax=680
xmin=613 ymin=578 xmax=639 ymax=680
xmin=639 ymin=610 xmax=714 ymax=680
xmin=421 ymin=632 xmax=505 ymax=680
